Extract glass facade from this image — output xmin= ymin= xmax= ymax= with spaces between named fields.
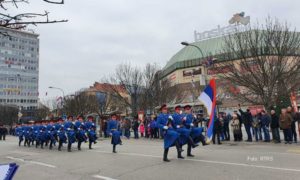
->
xmin=0 ymin=27 xmax=39 ymax=110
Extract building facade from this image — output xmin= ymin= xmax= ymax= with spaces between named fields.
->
xmin=0 ymin=27 xmax=39 ymax=111
xmin=161 ymin=30 xmax=300 ymax=114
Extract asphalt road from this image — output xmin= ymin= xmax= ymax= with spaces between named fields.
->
xmin=1 ymin=136 xmax=300 ymax=180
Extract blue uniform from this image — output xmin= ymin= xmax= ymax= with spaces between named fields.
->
xmin=172 ymin=113 xmax=191 ymax=145
xmin=183 ymin=113 xmax=203 ymax=143
xmin=32 ymin=125 xmax=40 ymax=142
xmin=75 ymin=121 xmax=87 ymax=143
xmin=107 ymin=119 xmax=122 ymax=145
xmin=64 ymin=121 xmax=76 ymax=144
xmin=46 ymin=124 xmax=57 ymax=147
xmin=85 ymin=121 xmax=97 ymax=143
xmin=16 ymin=126 xmax=24 ymax=144
xmin=56 ymin=123 xmax=67 ymax=143
xmin=157 ymin=113 xmax=180 ymax=149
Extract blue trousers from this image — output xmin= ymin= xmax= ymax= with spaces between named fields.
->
xmin=262 ymin=126 xmax=270 ymax=141
xmin=283 ymin=128 xmax=292 ymax=142
xmin=245 ymin=124 xmax=252 ymax=141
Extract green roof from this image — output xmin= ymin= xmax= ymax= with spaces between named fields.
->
xmin=162 ymin=36 xmax=226 ymax=77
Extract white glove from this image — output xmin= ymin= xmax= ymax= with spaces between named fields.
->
xmin=109 ymin=133 xmax=112 ymax=136
xmin=92 ymin=123 xmax=95 ymax=126
xmin=168 ymin=115 xmax=173 ymax=120
xmin=67 ymin=128 xmax=71 ymax=130
xmin=176 ymin=125 xmax=180 ymax=128
xmin=190 ymin=123 xmax=194 ymax=127
xmin=48 ymin=131 xmax=50 ymax=133
xmin=40 ymin=130 xmax=42 ymax=132
xmin=163 ymin=126 xmax=168 ymax=130
xmin=183 ymin=117 xmax=187 ymax=121
xmin=58 ymin=131 xmax=60 ymax=133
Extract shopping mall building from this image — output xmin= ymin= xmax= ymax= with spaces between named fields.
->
xmin=160 ymin=25 xmax=300 ymax=114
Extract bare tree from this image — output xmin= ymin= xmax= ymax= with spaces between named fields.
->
xmin=0 ymin=0 xmax=67 ymax=34
xmin=218 ymin=18 xmax=300 ymax=111
xmin=103 ymin=63 xmax=143 ymax=116
xmin=35 ymin=105 xmax=50 ymax=120
xmin=0 ymin=105 xmax=18 ymax=125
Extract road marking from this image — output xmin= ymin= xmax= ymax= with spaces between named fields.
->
xmin=287 ymin=149 xmax=300 ymax=154
xmin=90 ymin=150 xmax=300 ymax=173
xmin=92 ymin=175 xmax=118 ymax=180
xmin=6 ymin=156 xmax=56 ymax=168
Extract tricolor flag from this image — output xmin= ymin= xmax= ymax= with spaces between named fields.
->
xmin=198 ymin=78 xmax=217 ymax=141
xmin=0 ymin=163 xmax=19 ymax=180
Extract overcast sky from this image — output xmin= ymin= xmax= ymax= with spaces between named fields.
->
xmin=16 ymin=0 xmax=300 ymax=100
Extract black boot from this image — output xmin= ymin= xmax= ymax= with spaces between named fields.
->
xmin=19 ymin=140 xmax=22 ymax=146
xmin=175 ymin=140 xmax=184 ymax=153
xmin=41 ymin=142 xmax=44 ymax=149
xmin=78 ymin=141 xmax=81 ymax=151
xmin=89 ymin=141 xmax=92 ymax=149
xmin=177 ymin=146 xmax=184 ymax=159
xmin=58 ymin=141 xmax=62 ymax=151
xmin=187 ymin=144 xmax=194 ymax=157
xmin=27 ymin=140 xmax=31 ymax=147
xmin=68 ymin=142 xmax=72 ymax=152
xmin=113 ymin=145 xmax=117 ymax=153
xmin=35 ymin=141 xmax=38 ymax=148
xmin=188 ymin=136 xmax=198 ymax=148
xmin=199 ymin=135 xmax=209 ymax=146
xmin=163 ymin=148 xmax=170 ymax=162
xmin=24 ymin=140 xmax=27 ymax=147
xmin=49 ymin=141 xmax=53 ymax=150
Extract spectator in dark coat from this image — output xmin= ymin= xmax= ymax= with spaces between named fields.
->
xmin=223 ymin=113 xmax=231 ymax=141
xmin=212 ymin=116 xmax=222 ymax=145
xmin=261 ymin=110 xmax=271 ymax=142
xmin=132 ymin=117 xmax=140 ymax=139
xmin=270 ymin=110 xmax=280 ymax=143
xmin=238 ymin=105 xmax=253 ymax=142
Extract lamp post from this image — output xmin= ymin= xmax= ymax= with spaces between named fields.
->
xmin=48 ymin=86 xmax=66 ymax=116
xmin=181 ymin=41 xmax=205 ymax=58
xmin=181 ymin=42 xmax=206 ymax=104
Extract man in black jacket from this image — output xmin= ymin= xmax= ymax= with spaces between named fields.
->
xmin=271 ymin=110 xmax=281 ymax=143
xmin=132 ymin=117 xmax=139 ymax=139
xmin=238 ymin=105 xmax=253 ymax=142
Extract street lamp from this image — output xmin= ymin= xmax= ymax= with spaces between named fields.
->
xmin=48 ymin=86 xmax=65 ymax=97
xmin=181 ymin=41 xmax=205 ymax=58
xmin=48 ymin=86 xmax=66 ymax=116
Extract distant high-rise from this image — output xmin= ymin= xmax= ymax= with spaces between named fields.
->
xmin=0 ymin=27 xmax=39 ymax=111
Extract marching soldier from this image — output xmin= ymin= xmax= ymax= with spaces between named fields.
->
xmin=57 ymin=118 xmax=67 ymax=151
xmin=47 ymin=120 xmax=57 ymax=150
xmin=182 ymin=105 xmax=208 ymax=157
xmin=15 ymin=124 xmax=24 ymax=146
xmin=75 ymin=115 xmax=87 ymax=151
xmin=39 ymin=121 xmax=47 ymax=149
xmin=157 ymin=104 xmax=183 ymax=162
xmin=107 ymin=113 xmax=122 ymax=153
xmin=172 ymin=105 xmax=198 ymax=159
xmin=64 ymin=116 xmax=76 ymax=152
xmin=85 ymin=116 xmax=98 ymax=149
